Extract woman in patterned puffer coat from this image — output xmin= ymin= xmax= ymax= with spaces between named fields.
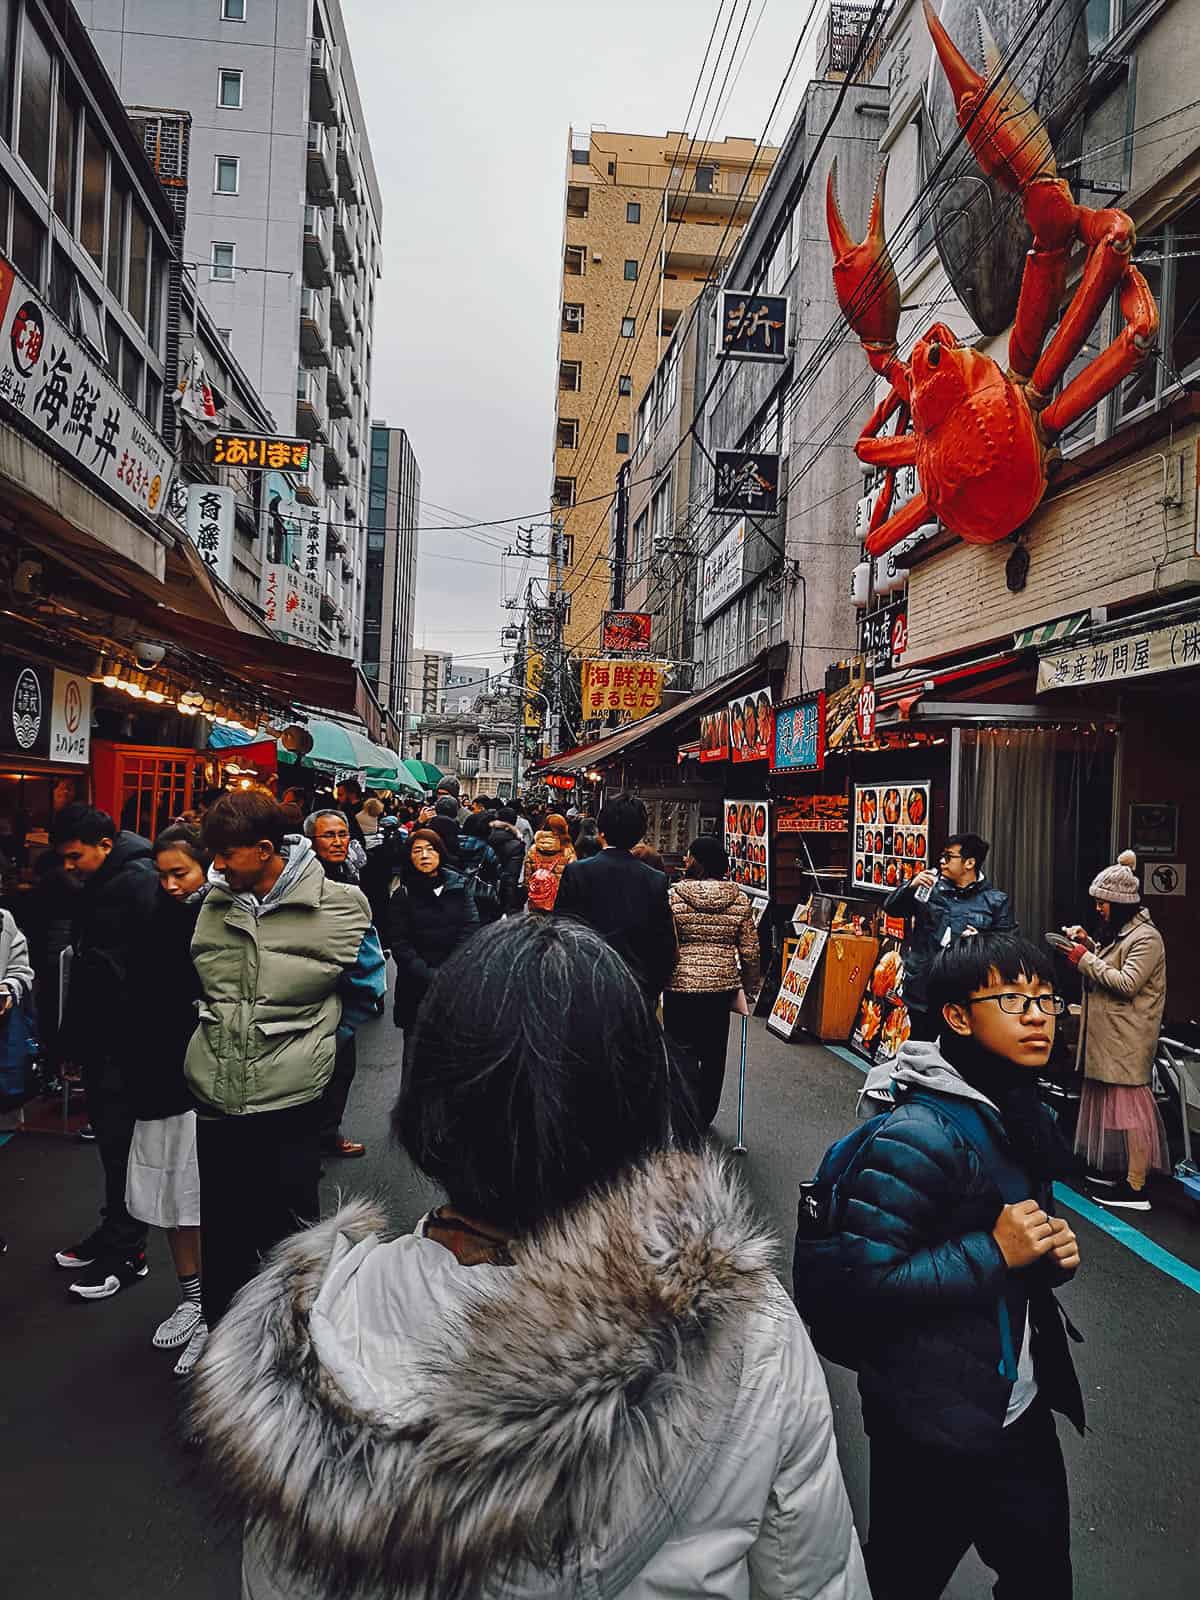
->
xmin=664 ymin=835 xmax=761 ymax=1128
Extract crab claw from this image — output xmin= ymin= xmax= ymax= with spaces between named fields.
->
xmin=923 ymin=0 xmax=1055 ymax=193
xmin=826 ymin=157 xmax=899 ymax=369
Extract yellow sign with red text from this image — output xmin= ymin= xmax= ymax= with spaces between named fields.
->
xmin=582 ymin=659 xmax=665 ymax=723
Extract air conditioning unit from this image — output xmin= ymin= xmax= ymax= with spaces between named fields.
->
xmin=564 ymin=306 xmax=582 ymax=327
xmin=591 ymin=251 xmax=602 ymax=263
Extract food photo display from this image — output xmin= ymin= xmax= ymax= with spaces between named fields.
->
xmin=851 ymin=780 xmax=930 ymax=894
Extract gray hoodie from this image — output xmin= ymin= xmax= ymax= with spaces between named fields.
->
xmin=859 ymin=1037 xmax=1001 ymax=1118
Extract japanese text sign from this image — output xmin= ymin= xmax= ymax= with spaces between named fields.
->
xmin=724 ymin=799 xmax=771 ymax=901
xmin=729 ymin=687 xmax=773 ymax=763
xmin=601 ymin=610 xmax=653 ymax=653
xmin=524 ymin=649 xmax=545 ymax=730
xmin=771 ymin=692 xmax=825 ymax=773
xmin=303 ymin=503 xmax=324 ymax=580
xmin=0 ymin=663 xmax=91 ymax=765
xmin=261 ymin=562 xmax=321 ymax=646
xmin=699 ymin=708 xmax=729 ymax=763
xmin=701 ymin=519 xmax=746 ymax=620
xmin=714 ymin=450 xmax=780 ymax=516
xmin=206 ymin=432 xmax=311 ymax=472
xmin=716 ymin=290 xmax=789 ymax=362
xmin=1037 ymin=614 xmax=1200 ymax=691
xmin=775 ymin=793 xmax=849 ymax=834
xmin=768 ymin=927 xmax=829 ymax=1038
xmin=186 ymin=483 xmax=235 ymax=585
xmin=0 ymin=252 xmax=174 ymax=520
xmin=581 ymin=659 xmax=664 ymax=722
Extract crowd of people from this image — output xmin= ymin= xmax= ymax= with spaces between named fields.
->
xmin=0 ymin=775 xmax=1175 ymax=1597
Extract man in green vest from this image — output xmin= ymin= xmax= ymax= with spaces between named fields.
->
xmin=188 ymin=789 xmax=381 ymax=1330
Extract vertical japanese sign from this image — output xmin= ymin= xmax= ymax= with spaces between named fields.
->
xmin=186 ymin=483 xmax=235 ymax=585
xmin=701 ymin=520 xmax=746 ymax=620
xmin=303 ymin=504 xmax=324 ymax=583
xmin=0 ymin=252 xmax=174 ymax=519
xmin=724 ymin=799 xmax=771 ymax=901
xmin=581 ymin=660 xmax=664 ymax=722
xmin=523 ymin=649 xmax=545 ymax=729
xmin=713 ymin=450 xmax=780 ymax=515
xmin=261 ymin=563 xmax=321 ymax=646
xmin=715 ymin=290 xmax=790 ymax=361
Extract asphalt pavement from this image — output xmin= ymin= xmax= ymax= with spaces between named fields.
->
xmin=1 ymin=996 xmax=1197 ymax=1598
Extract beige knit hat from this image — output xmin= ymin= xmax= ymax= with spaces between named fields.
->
xmin=1088 ymin=849 xmax=1141 ymax=904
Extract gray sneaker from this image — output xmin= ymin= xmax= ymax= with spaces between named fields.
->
xmin=153 ymin=1300 xmax=203 ymax=1350
xmin=173 ymin=1320 xmax=209 ymax=1377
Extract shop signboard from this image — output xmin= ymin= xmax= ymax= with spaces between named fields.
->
xmin=206 ymin=431 xmax=311 ymax=471
xmin=861 ymin=600 xmax=908 ymax=671
xmin=523 ymin=650 xmax=544 ymax=729
xmin=824 ymin=655 xmax=872 ymax=751
xmin=185 ymin=483 xmax=235 ymax=585
xmin=1037 ymin=611 xmax=1200 ymax=691
xmin=850 ymin=943 xmax=911 ymax=1067
xmin=768 ymin=926 xmax=829 ymax=1039
xmin=713 ymin=450 xmax=780 ymax=516
xmin=700 ymin=520 xmax=746 ymax=620
xmin=699 ymin=707 xmax=729 ymax=762
xmin=724 ymin=799 xmax=771 ymax=901
xmin=0 ymin=664 xmax=91 ymax=764
xmin=0 ymin=252 xmax=174 ymax=521
xmin=729 ymin=687 xmax=773 ymax=763
xmin=775 ymin=794 xmax=849 ymax=834
xmin=771 ymin=691 xmax=825 ymax=773
xmin=1128 ymin=802 xmax=1178 ymax=857
xmin=601 ymin=610 xmax=652 ymax=653
xmin=852 ymin=780 xmax=930 ymax=893
xmin=261 ymin=562 xmax=321 ymax=646
xmin=715 ymin=290 xmax=790 ymax=362
xmin=581 ymin=660 xmax=664 ymax=722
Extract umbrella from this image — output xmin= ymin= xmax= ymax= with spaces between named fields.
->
xmin=400 ymin=757 xmax=444 ymax=789
xmin=278 ymin=719 xmax=421 ymax=794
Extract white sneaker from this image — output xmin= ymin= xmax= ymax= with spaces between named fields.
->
xmin=173 ymin=1320 xmax=209 ymax=1377
xmin=153 ymin=1300 xmax=203 ymax=1350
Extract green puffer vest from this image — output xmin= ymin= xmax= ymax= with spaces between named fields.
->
xmin=185 ymin=845 xmax=371 ymax=1116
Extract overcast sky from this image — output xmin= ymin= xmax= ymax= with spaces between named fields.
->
xmin=346 ymin=0 xmax=819 ymax=680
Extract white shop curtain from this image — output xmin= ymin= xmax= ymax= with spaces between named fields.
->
xmin=958 ymin=727 xmax=1056 ymax=941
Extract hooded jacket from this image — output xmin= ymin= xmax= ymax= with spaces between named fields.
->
xmin=389 ymin=867 xmax=480 ymax=1029
xmin=125 ymin=886 xmax=206 ymax=1120
xmin=834 ymin=1039 xmax=1083 ymax=1454
xmin=524 ymin=830 xmax=572 ymax=911
xmin=487 ymin=822 xmax=526 ymax=911
xmin=1076 ymin=907 xmax=1165 ymax=1086
xmin=192 ymin=1149 xmax=868 ymax=1600
xmin=884 ymin=873 xmax=1015 ymax=1011
xmin=668 ymin=879 xmax=761 ymax=995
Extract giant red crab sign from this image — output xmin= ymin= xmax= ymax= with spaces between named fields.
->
xmin=827 ymin=0 xmax=1158 ymax=559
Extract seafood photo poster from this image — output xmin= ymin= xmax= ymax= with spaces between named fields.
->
xmin=850 ymin=941 xmax=912 ymax=1067
xmin=724 ymin=799 xmax=771 ymax=900
xmin=851 ymin=780 xmax=930 ymax=894
xmin=768 ymin=926 xmax=829 ymax=1039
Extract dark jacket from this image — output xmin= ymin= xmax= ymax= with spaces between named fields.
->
xmin=60 ymin=831 xmax=159 ymax=1066
xmin=125 ymin=888 xmax=204 ymax=1120
xmin=884 ymin=872 xmax=1015 ymax=1012
xmin=487 ymin=823 xmax=525 ymax=912
xmin=554 ymin=848 xmax=678 ymax=999
xmin=457 ymin=834 xmax=503 ymax=923
xmin=389 ymin=869 xmax=480 ymax=1029
xmin=835 ymin=1042 xmax=1083 ymax=1455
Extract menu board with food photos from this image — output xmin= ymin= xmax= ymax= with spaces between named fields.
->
xmin=728 ymin=689 xmax=774 ymax=763
xmin=768 ymin=926 xmax=829 ymax=1038
xmin=851 ymin=780 xmax=930 ymax=894
xmin=724 ymin=799 xmax=771 ymax=901
xmin=850 ymin=940 xmax=912 ymax=1069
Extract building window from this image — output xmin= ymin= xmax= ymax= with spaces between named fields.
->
xmin=621 ymin=317 xmax=635 ymax=337
xmin=553 ymin=476 xmax=576 ymax=509
xmin=564 ymin=243 xmax=586 ymax=276
xmin=623 ymin=259 xmax=638 ymax=281
xmin=53 ymin=75 xmax=78 ymax=228
xmin=215 ymin=155 xmax=240 ymax=194
xmin=557 ymin=417 xmax=578 ymax=449
xmin=561 ymin=302 xmax=584 ymax=333
xmin=18 ymin=7 xmax=53 ymax=191
xmin=566 ymin=184 xmax=588 ymax=218
xmin=218 ymin=69 xmax=244 ymax=108
xmin=616 ymin=432 xmax=629 ymax=454
xmin=221 ymin=0 xmax=247 ymax=19
xmin=618 ymin=374 xmax=632 ymax=395
xmin=559 ymin=359 xmax=581 ymax=391
xmin=626 ymin=201 xmax=640 ymax=224
xmin=559 ymin=532 xmax=574 ymax=567
xmin=497 ymin=746 xmax=512 ymax=770
xmin=211 ymin=241 xmax=236 ymax=281
xmin=630 ymin=511 xmax=648 ymax=580
xmin=434 ymin=738 xmax=451 ymax=767
xmin=127 ymin=206 xmax=151 ymax=329
xmin=9 ymin=188 xmax=42 ymax=285
xmin=106 ymin=177 xmax=128 ymax=296
xmin=694 ymin=163 xmax=717 ymax=193
xmin=80 ymin=115 xmax=106 ymax=270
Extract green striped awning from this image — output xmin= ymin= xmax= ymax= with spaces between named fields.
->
xmin=1013 ymin=613 xmax=1089 ymax=652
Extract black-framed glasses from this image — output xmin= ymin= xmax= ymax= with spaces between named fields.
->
xmin=968 ymin=993 xmax=1066 ymax=1017
xmin=939 ymin=850 xmax=963 ymax=862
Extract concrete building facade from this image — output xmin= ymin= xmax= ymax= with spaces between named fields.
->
xmin=365 ymin=422 xmax=419 ymax=728
xmin=551 ymin=127 xmax=777 ymax=656
xmin=80 ymin=0 xmax=382 ymax=660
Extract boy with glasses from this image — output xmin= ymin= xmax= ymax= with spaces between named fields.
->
xmin=885 ymin=830 xmax=1014 ymax=1039
xmin=828 ymin=933 xmax=1083 ymax=1598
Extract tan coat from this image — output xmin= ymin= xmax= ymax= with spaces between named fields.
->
xmin=1076 ymin=908 xmax=1166 ymax=1086
xmin=668 ymin=879 xmax=761 ymax=996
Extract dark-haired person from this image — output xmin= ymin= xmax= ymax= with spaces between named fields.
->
xmin=194 ymin=916 xmax=868 ymax=1600
xmin=117 ymin=828 xmax=210 ymax=1369
xmin=334 ymin=777 xmax=366 ymax=847
xmin=818 ymin=933 xmax=1083 ymax=1599
xmin=390 ymin=829 xmax=479 ymax=1037
xmin=187 ymin=791 xmax=380 ymax=1329
xmin=575 ymin=816 xmax=602 ymax=859
xmin=488 ymin=805 xmax=526 ymax=912
xmin=1062 ymin=849 xmax=1168 ymax=1209
xmin=51 ymin=804 xmax=159 ymax=1294
xmin=554 ymin=791 xmax=676 ymax=1003
xmin=457 ymin=811 xmax=503 ymax=924
xmin=884 ymin=831 xmax=1015 ymax=1039
xmin=664 ymin=836 xmax=761 ymax=1128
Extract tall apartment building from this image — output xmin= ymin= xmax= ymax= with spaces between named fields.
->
xmin=551 ymin=127 xmax=777 ymax=654
xmin=365 ymin=423 xmax=420 ymax=725
xmin=82 ymin=0 xmax=382 ymax=662
xmin=407 ymin=649 xmax=452 ymax=716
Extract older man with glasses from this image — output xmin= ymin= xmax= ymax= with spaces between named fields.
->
xmin=885 ymin=831 xmax=1015 ymax=1040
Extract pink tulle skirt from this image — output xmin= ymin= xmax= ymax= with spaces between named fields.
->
xmin=1074 ymin=1079 xmax=1170 ymax=1177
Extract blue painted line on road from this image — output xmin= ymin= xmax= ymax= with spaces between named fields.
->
xmin=0 ymin=1132 xmax=12 ymax=1149
xmin=819 ymin=1037 xmax=1200 ymax=1296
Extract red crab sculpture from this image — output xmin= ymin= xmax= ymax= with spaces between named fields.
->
xmin=827 ymin=0 xmax=1158 ymax=558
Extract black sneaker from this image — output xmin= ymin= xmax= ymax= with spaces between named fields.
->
xmin=54 ymin=1228 xmax=111 ymax=1269
xmin=77 ymin=1124 xmax=96 ymax=1142
xmin=1091 ymin=1180 xmax=1151 ymax=1212
xmin=68 ymin=1250 xmax=149 ymax=1299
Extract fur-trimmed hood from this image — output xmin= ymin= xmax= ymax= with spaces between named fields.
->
xmin=192 ymin=1149 xmax=785 ymax=1600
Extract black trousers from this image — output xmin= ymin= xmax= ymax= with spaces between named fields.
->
xmin=662 ymin=990 xmax=736 ymax=1128
xmin=81 ymin=1057 xmax=146 ymax=1257
xmin=318 ymin=1031 xmax=357 ymax=1142
xmin=196 ymin=1100 xmax=322 ymax=1328
xmin=866 ymin=1400 xmax=1072 ymax=1600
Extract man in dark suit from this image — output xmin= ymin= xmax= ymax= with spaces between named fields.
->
xmin=553 ymin=792 xmax=677 ymax=1001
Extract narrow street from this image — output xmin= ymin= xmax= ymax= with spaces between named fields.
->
xmin=1 ymin=995 xmax=1196 ymax=1598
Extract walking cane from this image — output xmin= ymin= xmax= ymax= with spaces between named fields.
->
xmin=732 ymin=1013 xmax=748 ymax=1155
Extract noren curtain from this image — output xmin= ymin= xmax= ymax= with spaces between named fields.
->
xmin=958 ymin=727 xmax=1056 ymax=940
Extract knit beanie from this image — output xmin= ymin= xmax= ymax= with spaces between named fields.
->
xmin=1088 ymin=849 xmax=1141 ymax=904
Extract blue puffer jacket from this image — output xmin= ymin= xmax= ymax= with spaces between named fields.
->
xmin=884 ymin=872 xmax=1015 ymax=1011
xmin=837 ymin=1043 xmax=1084 ymax=1455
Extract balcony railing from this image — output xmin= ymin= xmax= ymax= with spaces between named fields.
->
xmin=302 ymin=204 xmax=332 ymax=289
xmin=298 ymin=286 xmax=331 ymax=365
xmin=296 ymin=366 xmax=327 ymax=440
xmin=306 ymin=122 xmax=335 ymax=201
xmin=329 ymin=287 xmax=352 ymax=345
xmin=308 ymin=37 xmax=340 ymax=123
xmin=337 ymin=125 xmax=359 ymax=198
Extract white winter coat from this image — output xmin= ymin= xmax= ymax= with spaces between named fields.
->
xmin=193 ymin=1149 xmax=867 ymax=1600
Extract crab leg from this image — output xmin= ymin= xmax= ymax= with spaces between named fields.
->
xmin=1040 ymin=262 xmax=1158 ymax=437
xmin=826 ymin=157 xmax=901 ymax=378
xmin=864 ymin=488 xmax=932 ymax=560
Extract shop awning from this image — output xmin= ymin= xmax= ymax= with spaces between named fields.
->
xmin=536 ymin=650 xmax=779 ymax=776
xmin=401 ymin=757 xmax=444 ymax=789
xmin=276 ymin=719 xmax=419 ymax=791
xmin=1013 ymin=613 xmax=1089 ymax=652
xmin=874 ymin=652 xmax=1022 ymax=723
